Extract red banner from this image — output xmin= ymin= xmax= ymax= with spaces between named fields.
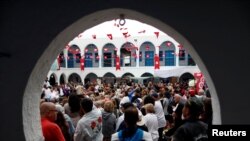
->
xmin=116 ymin=56 xmax=120 ymax=70
xmin=80 ymin=57 xmax=84 ymax=71
xmin=154 ymin=54 xmax=160 ymax=69
xmin=57 ymin=56 xmax=60 ymax=70
xmin=194 ymin=72 xmax=204 ymax=92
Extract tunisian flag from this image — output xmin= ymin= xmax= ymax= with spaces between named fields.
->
xmin=116 ymin=56 xmax=120 ymax=70
xmin=194 ymin=73 xmax=204 ymax=92
xmin=57 ymin=56 xmax=60 ymax=70
xmin=154 ymin=54 xmax=160 ymax=69
xmin=80 ymin=56 xmax=84 ymax=71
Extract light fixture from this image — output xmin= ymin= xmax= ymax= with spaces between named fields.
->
xmin=119 ymin=14 xmax=126 ymax=26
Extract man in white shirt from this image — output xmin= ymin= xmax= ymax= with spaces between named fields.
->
xmin=74 ymin=98 xmax=103 ymax=141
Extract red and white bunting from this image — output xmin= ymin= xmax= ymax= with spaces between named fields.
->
xmin=154 ymin=54 xmax=160 ymax=69
xmin=194 ymin=73 xmax=204 ymax=93
xmin=116 ymin=56 xmax=120 ymax=70
xmin=138 ymin=30 xmax=146 ymax=34
xmin=107 ymin=34 xmax=113 ymax=40
xmin=57 ymin=56 xmax=60 ymax=70
xmin=80 ymin=57 xmax=84 ymax=71
xmin=154 ymin=32 xmax=159 ymax=38
xmin=166 ymin=42 xmax=172 ymax=47
xmin=122 ymin=32 xmax=131 ymax=38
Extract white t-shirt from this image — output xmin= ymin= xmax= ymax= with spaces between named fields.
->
xmin=154 ymin=100 xmax=167 ymax=128
xmin=144 ymin=113 xmax=159 ymax=141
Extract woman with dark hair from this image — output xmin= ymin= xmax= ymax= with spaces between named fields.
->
xmin=55 ymin=111 xmax=71 ymax=141
xmin=111 ymin=105 xmax=153 ymax=141
xmin=64 ymin=94 xmax=81 ymax=127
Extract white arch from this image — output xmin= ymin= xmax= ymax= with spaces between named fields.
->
xmin=23 ymin=8 xmax=221 ymax=141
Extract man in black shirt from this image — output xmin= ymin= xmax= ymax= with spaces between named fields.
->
xmin=172 ymin=99 xmax=208 ymax=141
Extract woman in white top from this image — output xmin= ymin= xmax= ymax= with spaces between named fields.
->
xmin=143 ymin=103 xmax=159 ymax=141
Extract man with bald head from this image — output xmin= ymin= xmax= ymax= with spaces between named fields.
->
xmin=40 ymin=102 xmax=65 ymax=141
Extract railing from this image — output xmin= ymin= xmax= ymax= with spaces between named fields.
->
xmin=54 ymin=56 xmax=196 ymax=69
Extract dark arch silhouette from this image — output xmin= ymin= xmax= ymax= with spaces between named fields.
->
xmin=85 ymin=73 xmax=98 ymax=83
xmin=121 ymin=72 xmax=135 ymax=78
xmin=59 ymin=73 xmax=66 ymax=85
xmin=68 ymin=73 xmax=82 ymax=84
xmin=179 ymin=72 xmax=195 ymax=83
xmin=49 ymin=73 xmax=57 ymax=86
xmin=141 ymin=72 xmax=153 ymax=77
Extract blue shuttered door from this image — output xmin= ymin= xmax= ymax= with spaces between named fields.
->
xmin=85 ymin=53 xmax=93 ymax=67
xmin=145 ymin=51 xmax=154 ymax=66
xmin=68 ymin=52 xmax=74 ymax=68
xmin=165 ymin=50 xmax=175 ymax=66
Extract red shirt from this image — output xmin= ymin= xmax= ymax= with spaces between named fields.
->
xmin=41 ymin=118 xmax=65 ymax=141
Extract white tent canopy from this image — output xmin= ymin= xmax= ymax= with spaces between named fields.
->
xmin=154 ymin=66 xmax=201 ymax=78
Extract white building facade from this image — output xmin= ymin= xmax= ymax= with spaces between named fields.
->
xmin=48 ymin=19 xmax=200 ymax=85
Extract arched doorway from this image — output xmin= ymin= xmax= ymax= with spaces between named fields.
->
xmin=159 ymin=41 xmax=176 ymax=66
xmin=103 ymin=72 xmax=116 ymax=84
xmin=84 ymin=44 xmax=99 ymax=68
xmin=68 ymin=73 xmax=82 ymax=84
xmin=120 ymin=42 xmax=137 ymax=67
xmin=59 ymin=73 xmax=66 ymax=85
xmin=85 ymin=73 xmax=98 ymax=84
xmin=141 ymin=72 xmax=154 ymax=85
xmin=67 ymin=45 xmax=81 ymax=68
xmin=49 ymin=73 xmax=57 ymax=86
xmin=102 ymin=43 xmax=116 ymax=67
xmin=179 ymin=72 xmax=195 ymax=83
xmin=139 ymin=42 xmax=155 ymax=66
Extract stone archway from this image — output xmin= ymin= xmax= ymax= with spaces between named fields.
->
xmin=22 ymin=8 xmax=221 ymax=141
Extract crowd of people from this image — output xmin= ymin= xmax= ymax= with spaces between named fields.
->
xmin=40 ymin=78 xmax=212 ymax=141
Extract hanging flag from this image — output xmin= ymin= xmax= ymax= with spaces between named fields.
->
xmin=92 ymin=34 xmax=96 ymax=39
xmin=116 ymin=56 xmax=120 ymax=70
xmin=107 ymin=34 xmax=113 ymax=40
xmin=166 ymin=42 xmax=172 ymax=47
xmin=138 ymin=30 xmax=146 ymax=34
xmin=194 ymin=72 xmax=204 ymax=92
xmin=154 ymin=32 xmax=159 ymax=38
xmin=80 ymin=56 xmax=84 ymax=71
xmin=154 ymin=54 xmax=160 ymax=69
xmin=57 ymin=56 xmax=60 ymax=70
xmin=122 ymin=32 xmax=130 ymax=38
